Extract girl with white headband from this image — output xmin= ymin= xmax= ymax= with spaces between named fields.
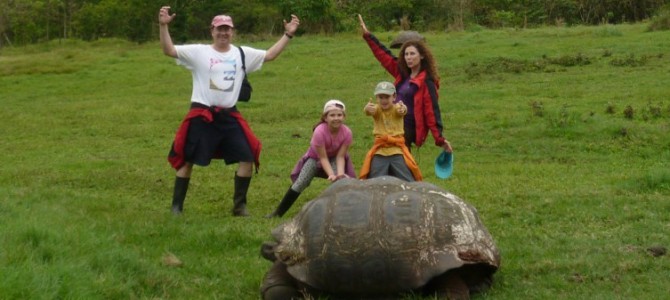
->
xmin=266 ymin=100 xmax=356 ymax=218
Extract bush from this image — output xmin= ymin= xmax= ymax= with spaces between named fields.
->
xmin=648 ymin=5 xmax=670 ymax=31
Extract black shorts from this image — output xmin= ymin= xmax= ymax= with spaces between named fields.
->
xmin=182 ymin=105 xmax=254 ymax=166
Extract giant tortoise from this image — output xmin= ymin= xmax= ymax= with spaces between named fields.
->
xmin=260 ymin=176 xmax=500 ymax=299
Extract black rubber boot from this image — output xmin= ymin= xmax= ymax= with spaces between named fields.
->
xmin=171 ymin=177 xmax=190 ymax=215
xmin=265 ymin=188 xmax=301 ymax=218
xmin=232 ymin=174 xmax=251 ymax=217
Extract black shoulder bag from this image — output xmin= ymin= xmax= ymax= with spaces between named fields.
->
xmin=237 ymin=46 xmax=252 ymax=102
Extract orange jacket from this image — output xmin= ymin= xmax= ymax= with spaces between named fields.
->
xmin=359 ymin=135 xmax=422 ymax=181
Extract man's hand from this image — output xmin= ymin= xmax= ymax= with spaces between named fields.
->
xmin=284 ymin=14 xmax=300 ymax=35
xmin=159 ymin=6 xmax=176 ymax=25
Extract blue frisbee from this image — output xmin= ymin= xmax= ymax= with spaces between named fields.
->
xmin=435 ymin=151 xmax=454 ymax=179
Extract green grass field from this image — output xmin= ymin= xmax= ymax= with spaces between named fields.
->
xmin=1 ymin=22 xmax=669 ymax=299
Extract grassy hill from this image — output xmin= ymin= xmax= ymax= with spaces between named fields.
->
xmin=1 ymin=23 xmax=669 ymax=299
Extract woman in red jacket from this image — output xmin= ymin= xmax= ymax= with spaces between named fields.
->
xmin=358 ymin=15 xmax=452 ymax=154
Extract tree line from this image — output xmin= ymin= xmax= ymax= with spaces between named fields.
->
xmin=2 ymin=0 xmax=669 ymax=47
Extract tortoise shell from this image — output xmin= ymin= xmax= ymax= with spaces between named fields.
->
xmin=269 ymin=176 xmax=500 ymax=296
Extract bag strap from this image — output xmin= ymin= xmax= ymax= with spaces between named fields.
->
xmin=237 ymin=46 xmax=246 ymax=74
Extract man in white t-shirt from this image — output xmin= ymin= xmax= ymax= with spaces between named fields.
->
xmin=158 ymin=6 xmax=300 ymax=216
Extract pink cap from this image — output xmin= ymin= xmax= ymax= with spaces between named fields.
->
xmin=211 ymin=15 xmax=234 ymax=28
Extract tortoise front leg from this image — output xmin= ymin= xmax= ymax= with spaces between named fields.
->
xmin=425 ymin=270 xmax=470 ymax=300
xmin=260 ymin=261 xmax=303 ymax=300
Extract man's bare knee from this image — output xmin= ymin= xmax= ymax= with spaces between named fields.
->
xmin=176 ymin=163 xmax=193 ymax=177
xmin=237 ymin=162 xmax=253 ymax=177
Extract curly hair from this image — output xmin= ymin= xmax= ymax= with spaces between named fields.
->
xmin=397 ymin=40 xmax=440 ymax=83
